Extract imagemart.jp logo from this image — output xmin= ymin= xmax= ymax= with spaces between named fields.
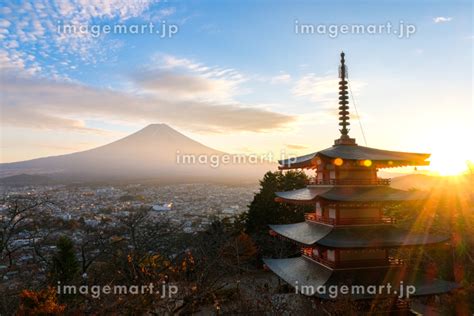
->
xmin=56 ymin=20 xmax=179 ymax=38
xmin=57 ymin=282 xmax=179 ymax=299
xmin=295 ymin=281 xmax=416 ymax=299
xmin=294 ymin=21 xmax=416 ymax=39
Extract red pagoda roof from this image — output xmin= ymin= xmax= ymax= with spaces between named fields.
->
xmin=269 ymin=222 xmax=448 ymax=248
xmin=279 ymin=144 xmax=430 ymax=170
xmin=275 ymin=186 xmax=428 ymax=203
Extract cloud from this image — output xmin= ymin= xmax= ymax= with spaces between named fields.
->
xmin=156 ymin=8 xmax=176 ymax=18
xmin=0 ymin=49 xmax=42 ymax=76
xmin=135 ymin=54 xmax=247 ymax=102
xmin=154 ymin=54 xmax=210 ymax=72
xmin=0 ymin=0 xmax=172 ymax=76
xmin=152 ymin=54 xmax=245 ymax=82
xmin=1 ymin=49 xmax=295 ymax=134
xmin=270 ymin=72 xmax=291 ymax=84
xmin=0 ymin=71 xmax=296 ymax=134
xmin=285 ymin=144 xmax=309 ymax=150
xmin=292 ymin=74 xmax=366 ymax=106
xmin=133 ymin=70 xmax=240 ymax=102
xmin=2 ymin=108 xmax=104 ymax=134
xmin=433 ymin=16 xmax=453 ymax=23
xmin=0 ymin=19 xmax=10 ymax=28
xmin=137 ymin=72 xmax=220 ymax=94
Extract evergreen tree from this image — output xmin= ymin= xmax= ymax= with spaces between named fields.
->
xmin=50 ymin=236 xmax=79 ymax=285
xmin=244 ymin=170 xmax=311 ymax=234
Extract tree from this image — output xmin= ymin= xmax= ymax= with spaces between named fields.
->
xmin=220 ymin=232 xmax=257 ymax=271
xmin=244 ymin=170 xmax=311 ymax=234
xmin=17 ymin=287 xmax=65 ymax=315
xmin=50 ymin=236 xmax=79 ymax=285
xmin=0 ymin=196 xmax=53 ymax=267
xmin=241 ymin=170 xmax=312 ymax=259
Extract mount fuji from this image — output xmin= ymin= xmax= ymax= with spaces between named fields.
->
xmin=0 ymin=124 xmax=272 ymax=183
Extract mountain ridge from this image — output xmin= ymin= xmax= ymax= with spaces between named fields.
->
xmin=0 ymin=124 xmax=272 ymax=182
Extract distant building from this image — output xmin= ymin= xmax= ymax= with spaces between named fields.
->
xmin=152 ymin=202 xmax=173 ymax=212
xmin=59 ymin=213 xmax=72 ymax=221
xmin=221 ymin=206 xmax=238 ymax=215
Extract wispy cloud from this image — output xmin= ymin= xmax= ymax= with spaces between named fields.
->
xmin=1 ymin=70 xmax=296 ymax=134
xmin=292 ymin=74 xmax=366 ymax=106
xmin=134 ymin=54 xmax=246 ymax=102
xmin=270 ymin=72 xmax=291 ymax=84
xmin=433 ymin=16 xmax=453 ymax=23
xmin=135 ymin=72 xmax=239 ymax=102
xmin=285 ymin=144 xmax=309 ymax=150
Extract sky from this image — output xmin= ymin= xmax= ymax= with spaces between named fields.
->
xmin=0 ymin=0 xmax=472 ymax=175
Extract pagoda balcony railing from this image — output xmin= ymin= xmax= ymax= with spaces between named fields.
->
xmin=301 ymin=251 xmax=335 ymax=267
xmin=302 ymin=251 xmax=405 ymax=268
xmin=307 ymin=178 xmax=391 ymax=186
xmin=305 ymin=213 xmax=396 ymax=225
xmin=305 ymin=213 xmax=335 ymax=225
xmin=388 ymin=257 xmax=405 ymax=266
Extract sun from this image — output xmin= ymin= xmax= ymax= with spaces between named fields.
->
xmin=425 ymin=128 xmax=474 ymax=176
xmin=428 ymin=142 xmax=473 ymax=176
xmin=429 ymin=153 xmax=468 ymax=176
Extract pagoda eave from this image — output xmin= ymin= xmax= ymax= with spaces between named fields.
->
xmin=269 ymin=222 xmax=449 ymax=248
xmin=263 ymin=257 xmax=459 ymax=300
xmin=274 ymin=197 xmax=315 ymax=205
xmin=278 ymin=146 xmax=430 ymax=170
xmin=275 ymin=186 xmax=428 ymax=204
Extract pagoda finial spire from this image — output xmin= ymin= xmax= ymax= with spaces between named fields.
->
xmin=335 ymin=51 xmax=357 ymax=145
xmin=338 ymin=51 xmax=349 ymax=136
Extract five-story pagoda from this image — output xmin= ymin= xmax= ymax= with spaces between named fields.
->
xmin=264 ymin=52 xmax=457 ymax=310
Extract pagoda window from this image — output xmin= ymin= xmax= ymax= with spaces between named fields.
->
xmin=338 ymin=207 xmax=380 ymax=219
xmin=315 ymin=202 xmax=322 ymax=217
xmin=329 ymin=208 xmax=336 ymax=219
xmin=338 ymin=169 xmax=374 ymax=180
xmin=338 ymin=249 xmax=386 ymax=261
xmin=327 ymin=249 xmax=335 ymax=261
xmin=320 ymin=248 xmax=328 ymax=259
xmin=312 ymin=248 xmax=320 ymax=257
xmin=316 ymin=208 xmax=322 ymax=217
xmin=316 ymin=202 xmax=321 ymax=211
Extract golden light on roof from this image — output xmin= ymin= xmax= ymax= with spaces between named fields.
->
xmin=334 ymin=158 xmax=344 ymax=166
xmin=362 ymin=159 xmax=372 ymax=167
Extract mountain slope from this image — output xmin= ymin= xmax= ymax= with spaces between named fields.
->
xmin=0 ymin=124 xmax=271 ymax=182
xmin=390 ymin=174 xmax=437 ymax=190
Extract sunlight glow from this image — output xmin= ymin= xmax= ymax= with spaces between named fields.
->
xmin=429 ymin=153 xmax=469 ymax=176
xmin=428 ymin=130 xmax=474 ymax=176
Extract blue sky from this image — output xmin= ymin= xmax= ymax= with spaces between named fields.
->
xmin=0 ymin=0 xmax=472 ymax=174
